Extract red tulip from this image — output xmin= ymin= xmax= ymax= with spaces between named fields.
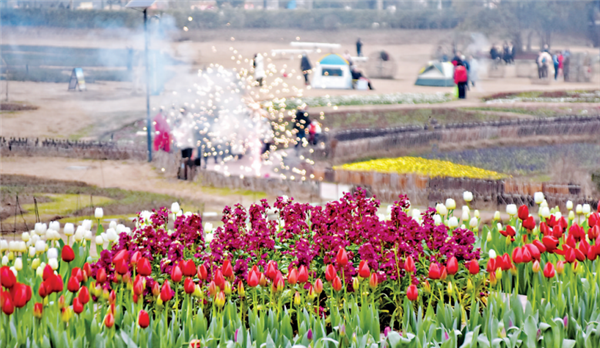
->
xmin=542 ymin=236 xmax=559 ymax=252
xmin=589 ymin=225 xmax=600 ymax=240
xmin=314 ymin=279 xmax=323 ymax=294
xmin=512 ymin=247 xmax=523 ymax=264
xmin=104 ymin=312 xmax=115 ymax=328
xmin=525 ymin=244 xmax=540 ymax=261
xmin=83 ymin=262 xmax=93 ymax=278
xmin=565 ymin=247 xmax=576 ymax=263
xmin=183 ymin=277 xmax=195 ymax=294
xmin=151 ymin=282 xmax=160 ymax=297
xmin=130 ymin=251 xmax=142 ymax=266
xmin=96 ymin=268 xmax=107 ymax=283
xmin=0 ymin=266 xmax=16 ymax=289
xmin=298 ymin=265 xmax=309 ymax=283
xmin=170 ymin=264 xmax=183 ymax=283
xmin=518 ymin=205 xmax=529 ymax=221
xmin=556 ymin=260 xmax=565 ymax=274
xmin=208 ymin=281 xmax=218 ymax=297
xmin=213 ymin=269 xmax=225 ymax=289
xmin=197 ymin=264 xmax=208 ymax=281
xmin=486 ymin=258 xmax=497 ymax=273
xmin=72 ymin=267 xmax=84 ymax=283
xmin=467 ymin=259 xmax=479 ymax=275
xmin=540 ymin=222 xmax=550 ymax=236
xmin=358 ymin=260 xmax=370 ymax=278
xmin=523 ymin=216 xmax=536 ymax=231
xmin=33 ymin=302 xmax=43 ymax=318
xmin=113 ymin=250 xmax=129 ymax=265
xmin=222 ymin=260 xmax=234 ymax=279
xmin=446 ymin=257 xmax=458 ymax=275
xmin=138 ymin=310 xmax=150 ymax=328
xmin=137 ymin=258 xmax=152 ymax=276
xmin=160 ymin=281 xmax=173 ymax=302
xmin=73 ymin=297 xmax=84 ymax=314
xmin=61 ymin=245 xmax=75 ymax=263
xmin=332 ymin=275 xmax=343 ymax=291
xmin=590 ymin=213 xmax=599 ymax=228
xmin=532 ymin=240 xmax=546 ymax=254
xmin=2 ymin=295 xmax=14 ymax=315
xmin=109 ymin=290 xmax=116 ymax=305
xmin=406 ymin=284 xmax=418 ymax=301
xmin=325 ymin=264 xmax=336 ymax=282
xmin=39 ymin=282 xmax=49 ymax=298
xmin=336 ymin=248 xmax=349 ymax=267
xmin=247 ymin=271 xmax=259 ymax=288
xmin=48 ymin=274 xmax=64 ymax=293
xmin=259 ymin=273 xmax=268 ymax=287
xmin=521 ymin=247 xmax=532 ymax=263
xmin=12 ymin=283 xmax=30 ymax=308
xmin=428 ymin=263 xmax=441 ymax=279
xmin=543 ymin=262 xmax=555 ymax=278
xmin=133 ymin=275 xmax=145 ymax=296
xmin=78 ymin=286 xmax=90 ymax=305
xmin=265 ymin=261 xmax=277 ymax=280
xmin=369 ymin=273 xmax=378 ymax=289
xmin=559 ymin=217 xmax=568 ymax=229
xmin=67 ymin=276 xmax=80 ymax=293
xmin=405 ymin=256 xmax=415 ymax=273
xmin=569 ymin=224 xmax=584 ymax=240
xmin=553 ymin=225 xmax=565 ymax=239
xmin=575 ymin=248 xmax=586 ymax=262
xmin=182 ymin=260 xmax=196 ymax=277
xmin=288 ymin=268 xmax=298 ymax=285
xmin=273 ymin=274 xmax=285 ymax=292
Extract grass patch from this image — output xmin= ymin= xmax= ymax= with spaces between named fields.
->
xmin=18 ymin=193 xmax=113 ymax=223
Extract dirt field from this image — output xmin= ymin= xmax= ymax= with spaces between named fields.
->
xmin=2 ymin=27 xmax=598 ymax=139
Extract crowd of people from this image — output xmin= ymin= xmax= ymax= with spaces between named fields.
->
xmin=536 ymin=46 xmax=571 ymax=81
xmin=490 ymin=41 xmax=515 ymax=64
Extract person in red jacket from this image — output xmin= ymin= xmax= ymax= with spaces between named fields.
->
xmin=454 ymin=62 xmax=468 ymax=99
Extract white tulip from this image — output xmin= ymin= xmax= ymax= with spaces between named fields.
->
xmin=506 ymin=204 xmax=517 ymax=216
xmin=0 ymin=240 xmax=7 ymax=252
xmin=1 ymin=255 xmax=8 ymax=266
xmin=31 ymin=258 xmax=40 ymax=270
xmin=469 ymin=217 xmax=478 ymax=228
xmin=541 ymin=200 xmax=548 ymax=208
xmin=64 ymin=223 xmax=75 ymax=236
xmin=474 ymin=210 xmax=480 ymax=218
xmin=568 ymin=211 xmax=575 ymax=220
xmin=583 ymin=204 xmax=591 ymax=214
xmin=84 ymin=230 xmax=93 ymax=241
xmin=497 ymin=223 xmax=503 ymax=230
xmin=74 ymin=227 xmax=85 ymax=242
xmin=445 ymin=198 xmax=456 ymax=210
xmin=95 ymin=207 xmax=104 ymax=219
xmin=171 ymin=202 xmax=181 ymax=214
xmin=45 ymin=229 xmax=57 ymax=241
xmin=35 ymin=223 xmax=47 ymax=235
xmin=49 ymin=221 xmax=60 ymax=231
xmin=494 ymin=211 xmax=501 ymax=221
xmin=36 ymin=264 xmax=46 ymax=277
xmin=21 ymin=232 xmax=30 ymax=242
xmin=106 ymin=228 xmax=118 ymax=242
xmin=8 ymin=241 xmax=17 ymax=252
xmin=489 ymin=249 xmax=497 ymax=259
xmin=47 ymin=248 xmax=58 ymax=260
xmin=82 ymin=220 xmax=92 ymax=230
xmin=461 ymin=224 xmax=466 ymax=229
xmin=35 ymin=240 xmax=46 ymax=254
xmin=463 ymin=191 xmax=473 ymax=202
xmin=101 ymin=233 xmax=108 ymax=243
xmin=555 ymin=212 xmax=562 ymax=219
xmin=48 ymin=258 xmax=59 ymax=270
xmin=534 ymin=192 xmax=544 ymax=204
xmin=205 ymin=233 xmax=214 ymax=244
xmin=576 ymin=204 xmax=583 ymax=214
xmin=412 ymin=209 xmax=421 ymax=219
xmin=461 ymin=210 xmax=470 ymax=221
xmin=14 ymin=257 xmax=23 ymax=271
xmin=433 ymin=214 xmax=442 ymax=225
xmin=95 ymin=236 xmax=104 ymax=246
xmin=30 ymin=234 xmax=39 ymax=245
xmin=204 ymin=222 xmax=213 ymax=233
xmin=116 ymin=224 xmax=126 ymax=234
xmin=18 ymin=241 xmax=26 ymax=253
xmin=448 ymin=217 xmax=459 ymax=228
xmin=140 ymin=211 xmax=153 ymax=222
xmin=540 ymin=207 xmax=551 ymax=218
xmin=566 ymin=201 xmax=573 ymax=210
xmin=109 ymin=221 xmax=117 ymax=230
xmin=29 ymin=246 xmax=36 ymax=258
xmin=436 ymin=203 xmax=448 ymax=216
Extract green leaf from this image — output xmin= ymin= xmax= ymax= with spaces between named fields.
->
xmin=562 ymin=339 xmax=576 ymax=348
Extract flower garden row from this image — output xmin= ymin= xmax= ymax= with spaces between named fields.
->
xmin=1 ymin=189 xmax=600 ymax=347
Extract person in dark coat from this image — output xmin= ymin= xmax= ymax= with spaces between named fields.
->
xmin=293 ymin=105 xmax=310 ymax=148
xmin=454 ymin=61 xmax=468 ymax=99
xmin=300 ymin=53 xmax=312 ymax=85
xmin=451 ymin=51 xmax=462 ymax=66
xmin=356 ymin=38 xmax=363 ymax=57
xmin=490 ymin=44 xmax=498 ymax=60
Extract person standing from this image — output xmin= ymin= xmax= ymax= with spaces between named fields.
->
xmin=552 ymin=51 xmax=560 ymax=80
xmin=454 ymin=62 xmax=468 ymax=99
xmin=356 ymin=38 xmax=363 ymax=57
xmin=468 ymin=55 xmax=479 ymax=87
xmin=557 ymin=51 xmax=564 ymax=80
xmin=461 ymin=55 xmax=470 ymax=89
xmin=451 ymin=51 xmax=462 ymax=66
xmin=294 ymin=104 xmax=310 ymax=148
xmin=253 ymin=53 xmax=265 ymax=87
xmin=300 ymin=53 xmax=312 ymax=85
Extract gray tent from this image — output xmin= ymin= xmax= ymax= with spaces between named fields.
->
xmin=415 ymin=62 xmax=455 ymax=87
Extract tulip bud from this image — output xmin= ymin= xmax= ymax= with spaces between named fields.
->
xmin=461 ymin=210 xmax=469 ymax=222
xmin=352 ymin=277 xmax=359 ymax=290
xmin=237 ymin=281 xmax=245 ymax=297
xmin=448 ymin=217 xmax=458 ymax=228
xmin=48 ymin=258 xmax=59 ymax=270
xmin=506 ymin=204 xmax=517 ymax=216
xmin=445 ymin=198 xmax=456 ymax=210
xmin=14 ymin=257 xmax=22 ymax=271
xmin=463 ymin=191 xmax=473 ymax=202
xmin=34 ymin=302 xmax=43 ymax=319
xmin=447 ymin=282 xmax=454 ymax=295
xmin=493 ymin=211 xmax=501 ymax=221
xmin=566 ymin=200 xmax=573 ymax=210
xmin=433 ymin=214 xmax=442 ymax=225
xmin=532 ymin=260 xmax=540 ymax=273
xmin=495 ymin=268 xmax=503 ymax=280
xmin=576 ymin=204 xmax=583 ymax=214
xmin=583 ymin=204 xmax=591 ymax=215
xmin=436 ymin=203 xmax=448 ymax=216
xmin=224 ymin=281 xmax=232 ymax=295
xmin=95 ymin=208 xmax=104 ymax=219
xmin=215 ymin=291 xmax=225 ymax=308
xmin=486 ymin=231 xmax=492 ymax=242
xmin=534 ymin=192 xmax=544 ymax=204
xmin=193 ymin=284 xmax=203 ymax=298
xmin=422 ymin=280 xmax=431 ymax=294
xmin=466 ymin=279 xmax=474 ymax=292
xmin=294 ymin=291 xmax=301 ymax=306
xmin=61 ymin=307 xmax=72 ymax=323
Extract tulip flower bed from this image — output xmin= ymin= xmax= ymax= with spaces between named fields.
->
xmin=1 ymin=189 xmax=600 ymax=347
xmin=335 ymin=156 xmax=507 ymax=180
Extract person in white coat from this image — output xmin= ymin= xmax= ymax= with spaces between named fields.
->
xmin=253 ymin=53 xmax=265 ymax=87
xmin=468 ymin=56 xmax=479 ymax=87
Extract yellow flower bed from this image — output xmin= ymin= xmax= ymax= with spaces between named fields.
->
xmin=335 ymin=157 xmax=507 ymax=180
